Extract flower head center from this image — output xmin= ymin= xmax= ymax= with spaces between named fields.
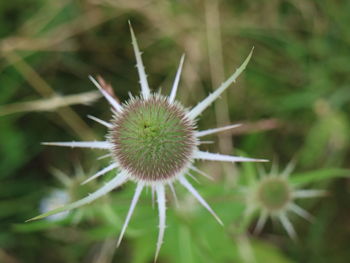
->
xmin=110 ymin=96 xmax=196 ymax=182
xmin=257 ymin=177 xmax=291 ymax=211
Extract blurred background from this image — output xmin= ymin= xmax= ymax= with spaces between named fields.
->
xmin=1 ymin=0 xmax=350 ymax=262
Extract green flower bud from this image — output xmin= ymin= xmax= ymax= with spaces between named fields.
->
xmin=110 ymin=96 xmax=196 ymax=182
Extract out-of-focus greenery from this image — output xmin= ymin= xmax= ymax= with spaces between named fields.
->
xmin=1 ymin=0 xmax=350 ymax=262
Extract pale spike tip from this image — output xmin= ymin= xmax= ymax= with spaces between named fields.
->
xmin=26 ymin=206 xmax=66 ymax=222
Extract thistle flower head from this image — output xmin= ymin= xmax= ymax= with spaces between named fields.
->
xmin=244 ymin=161 xmax=326 ymax=239
xmin=110 ymin=95 xmax=196 ymax=183
xmin=30 ymin=23 xmax=266 ymax=260
xmin=257 ymin=177 xmax=291 ymax=212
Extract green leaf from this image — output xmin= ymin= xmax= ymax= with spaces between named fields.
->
xmin=290 ymin=168 xmax=350 ymax=186
xmin=252 ymin=238 xmax=295 ymax=263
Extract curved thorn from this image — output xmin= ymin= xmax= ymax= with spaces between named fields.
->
xmin=81 ymin=163 xmax=118 ymax=185
xmin=288 ymin=203 xmax=313 ymax=222
xmin=87 ymin=115 xmax=113 ymax=128
xmin=168 ymin=183 xmax=178 ymax=207
xmin=154 ymin=185 xmax=166 ymax=262
xmin=89 ymin=76 xmax=122 ymax=112
xmin=169 ymin=54 xmax=185 ymax=102
xmin=117 ymin=182 xmax=144 ymax=247
xmin=254 ymin=211 xmax=268 ymax=234
xmin=187 ymin=48 xmax=253 ymax=119
xmin=179 ymin=176 xmax=223 ymax=225
xmin=128 ymin=21 xmax=151 ymax=99
xmin=27 ymin=172 xmax=128 ymax=221
xmin=293 ymin=189 xmax=327 ymax=199
xmin=279 ymin=213 xmax=297 ymax=240
xmin=194 ymin=150 xmax=268 ymax=163
xmin=42 ymin=141 xmax=112 ymax=149
xmin=196 ymin=124 xmax=241 ymax=137
xmin=189 ymin=165 xmax=213 ymax=180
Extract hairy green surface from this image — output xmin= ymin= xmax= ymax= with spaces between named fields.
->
xmin=258 ymin=178 xmax=291 ymax=211
xmin=111 ymin=96 xmax=195 ymax=181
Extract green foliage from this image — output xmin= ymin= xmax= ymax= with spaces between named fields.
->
xmin=1 ymin=0 xmax=350 ymax=262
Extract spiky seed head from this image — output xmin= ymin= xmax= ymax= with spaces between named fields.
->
xmin=257 ymin=177 xmax=291 ymax=212
xmin=109 ymin=95 xmax=196 ymax=182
